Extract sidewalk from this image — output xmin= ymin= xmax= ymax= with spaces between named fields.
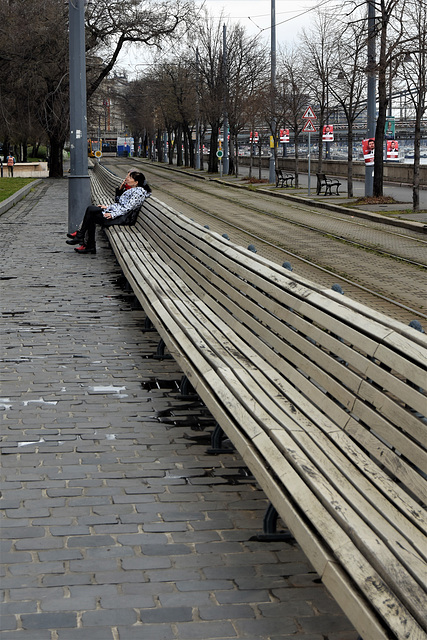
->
xmin=0 ymin=178 xmax=358 ymax=639
xmin=214 ymin=163 xmax=427 ymax=224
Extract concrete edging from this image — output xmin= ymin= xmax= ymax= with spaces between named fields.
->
xmin=0 ymin=179 xmax=43 ymax=216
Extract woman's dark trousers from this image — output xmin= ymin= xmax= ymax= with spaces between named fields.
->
xmin=79 ymin=206 xmax=106 ymax=248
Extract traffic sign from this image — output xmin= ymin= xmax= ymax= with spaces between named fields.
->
xmin=95 ymin=150 xmax=102 ymax=158
xmin=216 ymin=149 xmax=223 ymax=158
xmin=303 ymin=106 xmax=317 ymax=120
xmin=302 ymin=119 xmax=317 ymax=133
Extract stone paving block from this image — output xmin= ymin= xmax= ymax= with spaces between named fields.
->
xmin=0 ymin=602 xmax=38 ymax=616
xmin=41 ymin=573 xmax=94 ymax=587
xmin=66 ymin=535 xmax=116 ymax=548
xmin=234 ymin=617 xmax=298 ymax=637
xmin=175 ymin=621 xmax=238 ymax=638
xmin=21 ymin=612 xmax=77 ymax=629
xmin=39 ymin=596 xmax=97 ymax=612
xmin=1 ymin=526 xmax=45 ymax=539
xmin=56 ymin=629 xmax=115 ymax=640
xmin=115 ymin=624 xmax=175 ymax=640
xmin=121 ymin=556 xmax=171 ymax=571
xmin=0 ymin=615 xmax=18 ymax=631
xmin=0 ymin=631 xmax=55 ymax=639
xmin=198 ymin=604 xmax=256 ymax=620
xmin=175 ymin=580 xmax=234 ymax=592
xmin=140 ymin=606 xmax=194 ymax=623
xmin=81 ymin=608 xmax=138 ymax=627
xmin=215 ymin=589 xmax=272 ymax=605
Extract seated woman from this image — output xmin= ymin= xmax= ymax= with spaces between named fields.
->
xmin=67 ymin=171 xmax=151 ymax=255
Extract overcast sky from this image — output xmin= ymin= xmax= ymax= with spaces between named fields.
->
xmin=197 ymin=0 xmax=329 ymax=43
xmin=122 ymin=0 xmax=331 ymax=77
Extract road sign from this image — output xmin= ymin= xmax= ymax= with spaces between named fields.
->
xmin=95 ymin=150 xmax=102 ymax=158
xmin=216 ymin=149 xmax=223 ymax=158
xmin=303 ymin=106 xmax=317 ymax=120
xmin=302 ymin=119 xmax=317 ymax=133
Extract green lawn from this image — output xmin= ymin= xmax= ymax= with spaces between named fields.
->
xmin=0 ymin=177 xmax=36 ymax=202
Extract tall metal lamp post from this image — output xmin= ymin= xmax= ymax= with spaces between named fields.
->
xmin=269 ymin=0 xmax=276 ymax=184
xmin=68 ymin=0 xmax=91 ymax=232
xmin=365 ymin=0 xmax=376 ymax=197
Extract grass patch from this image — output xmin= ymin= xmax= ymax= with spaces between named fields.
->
xmin=353 ymin=195 xmax=399 ymax=205
xmin=241 ymin=176 xmax=269 ymax=184
xmin=0 ymin=178 xmax=36 ymax=203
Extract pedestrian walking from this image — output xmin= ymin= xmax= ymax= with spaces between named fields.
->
xmin=6 ymin=153 xmax=15 ymax=177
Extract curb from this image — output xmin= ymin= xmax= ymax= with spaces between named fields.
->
xmin=0 ymin=179 xmax=43 ymax=216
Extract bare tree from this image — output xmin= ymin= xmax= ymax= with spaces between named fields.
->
xmin=0 ymin=1 xmax=70 ymax=176
xmin=279 ymin=49 xmax=310 ymax=188
xmin=193 ymin=12 xmax=225 ymax=173
xmin=85 ymin=0 xmax=196 ymax=98
xmin=328 ymin=12 xmax=367 ymax=196
xmin=225 ymin=28 xmax=269 ymax=176
xmin=0 ymin=0 xmax=196 ymax=176
xmin=300 ymin=13 xmax=338 ymax=173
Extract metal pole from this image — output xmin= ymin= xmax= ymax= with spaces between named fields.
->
xmin=325 ymin=70 xmax=330 ymax=160
xmin=222 ymin=25 xmax=229 ymax=176
xmin=163 ymin=132 xmax=168 ymax=163
xmin=365 ymin=0 xmax=376 ymax=197
xmin=269 ymin=0 xmax=276 ymax=184
xmin=68 ymin=0 xmax=91 ymax=233
xmin=195 ymin=48 xmax=201 ymax=170
xmin=308 ymin=132 xmax=311 ymax=195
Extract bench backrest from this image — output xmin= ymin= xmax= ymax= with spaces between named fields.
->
xmin=136 ymin=197 xmax=427 ymax=505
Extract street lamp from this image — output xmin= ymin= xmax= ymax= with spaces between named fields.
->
xmin=68 ymin=0 xmax=91 ymax=232
xmin=269 ymin=0 xmax=276 ymax=184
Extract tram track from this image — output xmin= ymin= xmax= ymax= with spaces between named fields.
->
xmin=103 ymin=159 xmax=427 ymax=323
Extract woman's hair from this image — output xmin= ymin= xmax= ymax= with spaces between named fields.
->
xmin=129 ymin=171 xmax=152 ymax=194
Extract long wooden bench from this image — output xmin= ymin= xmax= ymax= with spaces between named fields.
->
xmin=90 ymin=162 xmax=427 ymax=640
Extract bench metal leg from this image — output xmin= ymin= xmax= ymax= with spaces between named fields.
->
xmin=140 ymin=316 xmax=157 ymax=333
xmin=155 ymin=338 xmax=173 ymax=360
xmin=263 ymin=503 xmax=295 ymax=540
xmin=179 ymin=375 xmax=197 ymax=399
xmin=206 ymin=423 xmax=234 ymax=454
xmin=250 ymin=503 xmax=295 ymax=542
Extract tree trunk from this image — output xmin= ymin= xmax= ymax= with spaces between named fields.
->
xmin=176 ymin=127 xmax=183 ymax=166
xmin=48 ymin=135 xmax=64 ymax=178
xmin=373 ymin=14 xmax=388 ymax=197
xmin=208 ymin=124 xmax=219 ymax=173
xmin=294 ymin=130 xmax=299 ymax=188
xmin=347 ymin=126 xmax=353 ymax=198
xmin=413 ymin=104 xmax=422 ymax=212
xmin=168 ymin=129 xmax=174 ymax=164
xmin=317 ymin=113 xmax=325 ymax=173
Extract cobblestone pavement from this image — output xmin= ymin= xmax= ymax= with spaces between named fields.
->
xmin=1 ymin=179 xmax=358 ymax=639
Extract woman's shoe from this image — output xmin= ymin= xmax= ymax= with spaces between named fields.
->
xmin=66 ymin=231 xmax=85 ymax=245
xmin=74 ymin=244 xmax=96 ymax=254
